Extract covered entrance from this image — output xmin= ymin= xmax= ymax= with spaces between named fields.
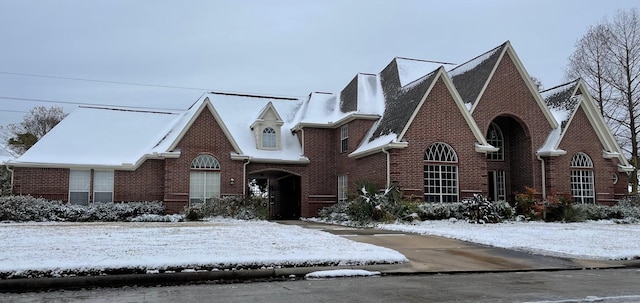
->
xmin=485 ymin=115 xmax=533 ymax=202
xmin=247 ymin=170 xmax=301 ymax=220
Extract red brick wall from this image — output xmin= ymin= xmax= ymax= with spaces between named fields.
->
xmin=115 ymin=159 xmax=164 ymax=202
xmin=301 ymin=128 xmax=336 ymax=216
xmin=392 ymin=77 xmax=486 ymax=200
xmin=554 ymin=105 xmax=624 ymax=204
xmin=472 ymin=52 xmax=553 ymax=196
xmin=12 ymin=167 xmax=69 ymax=201
xmin=163 ymin=107 xmax=245 ymax=213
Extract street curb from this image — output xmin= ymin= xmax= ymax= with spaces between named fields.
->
xmin=0 ymin=264 xmax=407 ymax=293
xmin=2 ymin=262 xmax=638 ymax=293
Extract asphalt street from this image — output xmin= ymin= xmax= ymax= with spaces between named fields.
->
xmin=4 ymin=269 xmax=640 ymax=303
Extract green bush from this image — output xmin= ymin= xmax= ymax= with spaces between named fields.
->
xmin=182 ymin=196 xmax=268 ymax=221
xmin=544 ymin=195 xmax=586 ymax=222
xmin=0 ymin=195 xmax=164 ymax=222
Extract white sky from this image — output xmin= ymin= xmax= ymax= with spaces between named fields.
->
xmin=1 ymin=0 xmax=638 ymax=128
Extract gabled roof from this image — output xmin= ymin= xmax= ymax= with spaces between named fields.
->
xmin=538 ymin=79 xmax=632 ymax=171
xmin=8 ymin=93 xmax=309 ymax=168
xmin=449 ymin=43 xmax=505 ymax=107
xmin=350 ymin=66 xmax=496 ymax=158
xmin=205 ymin=92 xmax=308 ymax=163
xmin=448 ymin=41 xmax=558 ymax=128
xmin=293 ymin=73 xmax=384 ymax=129
xmin=251 ymin=102 xmax=285 ymax=129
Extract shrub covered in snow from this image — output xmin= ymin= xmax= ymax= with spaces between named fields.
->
xmin=462 ymin=194 xmax=512 ymax=223
xmin=0 ymin=195 xmax=164 ymax=222
xmin=183 ymin=196 xmax=268 ymax=220
xmin=318 ymin=182 xmax=420 ymax=226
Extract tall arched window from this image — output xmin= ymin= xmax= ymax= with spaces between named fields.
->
xmin=424 ymin=142 xmax=459 ymax=202
xmin=262 ymin=127 xmax=277 ymax=149
xmin=486 ymin=123 xmax=504 ymax=161
xmin=189 ymin=154 xmax=221 ymax=205
xmin=570 ymin=152 xmax=594 ymax=204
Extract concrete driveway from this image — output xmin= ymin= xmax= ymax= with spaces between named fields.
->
xmin=277 ymin=220 xmax=630 ymax=273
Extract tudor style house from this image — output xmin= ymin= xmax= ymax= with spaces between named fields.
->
xmin=6 ymin=41 xmax=633 ymax=218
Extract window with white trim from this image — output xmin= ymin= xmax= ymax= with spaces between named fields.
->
xmin=262 ymin=127 xmax=277 ymax=149
xmin=338 ymin=174 xmax=348 ymax=202
xmin=340 ymin=124 xmax=348 ymax=153
xmin=486 ymin=123 xmax=504 ymax=161
xmin=570 ymin=152 xmax=595 ymax=204
xmin=424 ymin=142 xmax=459 ymax=202
xmin=189 ymin=154 xmax=221 ymax=205
xmin=93 ymin=170 xmax=114 ymax=203
xmin=69 ymin=170 xmax=90 ymax=205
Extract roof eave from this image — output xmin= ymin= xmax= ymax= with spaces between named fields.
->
xmin=348 ymin=142 xmax=408 ymax=159
xmin=292 ymin=113 xmax=380 ymax=131
xmin=536 ymin=149 xmax=568 ymax=157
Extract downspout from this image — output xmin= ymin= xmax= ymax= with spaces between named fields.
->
xmin=536 ymin=155 xmax=546 ymax=200
xmin=300 ymin=128 xmax=305 ymax=155
xmin=243 ymin=158 xmax=251 ymax=196
xmin=5 ymin=164 xmax=14 ymax=194
xmin=382 ymin=148 xmax=390 ymax=188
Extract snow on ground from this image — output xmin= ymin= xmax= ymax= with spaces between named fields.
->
xmin=0 ymin=218 xmax=407 ymax=278
xmin=304 ymin=269 xmax=380 ymax=279
xmin=379 ymin=220 xmax=640 ymax=260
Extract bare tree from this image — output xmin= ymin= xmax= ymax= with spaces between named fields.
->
xmin=566 ymin=8 xmax=640 ymax=193
xmin=0 ymin=106 xmax=67 ymax=155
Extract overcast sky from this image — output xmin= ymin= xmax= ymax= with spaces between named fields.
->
xmin=1 ymin=0 xmax=638 ymax=129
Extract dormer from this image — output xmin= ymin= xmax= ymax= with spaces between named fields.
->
xmin=251 ymin=102 xmax=284 ymax=150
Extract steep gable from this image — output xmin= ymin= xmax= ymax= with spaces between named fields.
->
xmin=350 ymin=67 xmax=496 ymax=158
xmin=540 ymin=80 xmax=632 ymax=171
xmin=450 ymin=41 xmax=557 ymax=129
xmin=449 ymin=43 xmax=505 ymax=108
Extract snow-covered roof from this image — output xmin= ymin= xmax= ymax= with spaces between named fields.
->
xmin=11 ymin=107 xmax=181 ymax=168
xmin=448 ymin=42 xmax=505 ymax=107
xmin=0 ymin=143 xmax=16 ymax=164
xmin=538 ymin=79 xmax=633 ymax=171
xmin=204 ymin=92 xmax=308 ymax=163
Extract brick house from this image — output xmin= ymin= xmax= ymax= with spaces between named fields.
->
xmin=6 ymin=41 xmax=632 ymax=217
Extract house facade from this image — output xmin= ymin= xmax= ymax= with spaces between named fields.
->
xmin=7 ymin=41 xmax=633 ymax=217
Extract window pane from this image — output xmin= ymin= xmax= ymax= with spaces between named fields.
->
xmin=262 ymin=127 xmax=277 ymax=149
xmin=93 ymin=171 xmax=114 ymax=192
xmin=94 ymin=192 xmax=113 ymax=203
xmin=69 ymin=191 xmax=89 ymax=205
xmin=69 ymin=170 xmax=90 ymax=191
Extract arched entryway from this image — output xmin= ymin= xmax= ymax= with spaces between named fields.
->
xmin=486 ymin=115 xmax=533 ymax=202
xmin=247 ymin=170 xmax=301 ymax=220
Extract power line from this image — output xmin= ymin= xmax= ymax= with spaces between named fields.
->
xmin=0 ymin=96 xmax=185 ymax=112
xmin=0 ymin=109 xmax=29 ymax=114
xmin=0 ymin=71 xmax=210 ymax=91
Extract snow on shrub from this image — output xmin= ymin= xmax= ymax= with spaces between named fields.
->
xmin=0 ymin=195 xmax=164 ymax=222
xmin=182 ymin=196 xmax=268 ymax=220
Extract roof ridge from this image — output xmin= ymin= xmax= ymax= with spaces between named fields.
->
xmin=449 ymin=41 xmax=507 ymax=73
xmin=540 ymin=78 xmax=580 ymax=93
xmin=209 ymin=91 xmax=300 ymax=101
xmin=395 ymin=56 xmax=456 ymax=65
xmin=78 ymin=106 xmax=177 ymax=115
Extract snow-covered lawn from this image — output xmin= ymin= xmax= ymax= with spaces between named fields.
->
xmin=379 ymin=220 xmax=640 ymax=260
xmin=0 ymin=219 xmax=406 ymax=279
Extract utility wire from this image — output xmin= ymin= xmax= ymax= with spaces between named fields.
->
xmin=0 ymin=96 xmax=184 ymax=112
xmin=0 ymin=71 xmax=210 ymax=91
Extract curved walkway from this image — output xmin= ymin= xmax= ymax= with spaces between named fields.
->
xmin=276 ymin=220 xmax=638 ymax=273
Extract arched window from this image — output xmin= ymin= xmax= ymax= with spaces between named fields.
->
xmin=486 ymin=123 xmax=504 ymax=161
xmin=262 ymin=127 xmax=277 ymax=149
xmin=189 ymin=154 xmax=221 ymax=205
xmin=570 ymin=152 xmax=594 ymax=204
xmin=424 ymin=142 xmax=459 ymax=203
